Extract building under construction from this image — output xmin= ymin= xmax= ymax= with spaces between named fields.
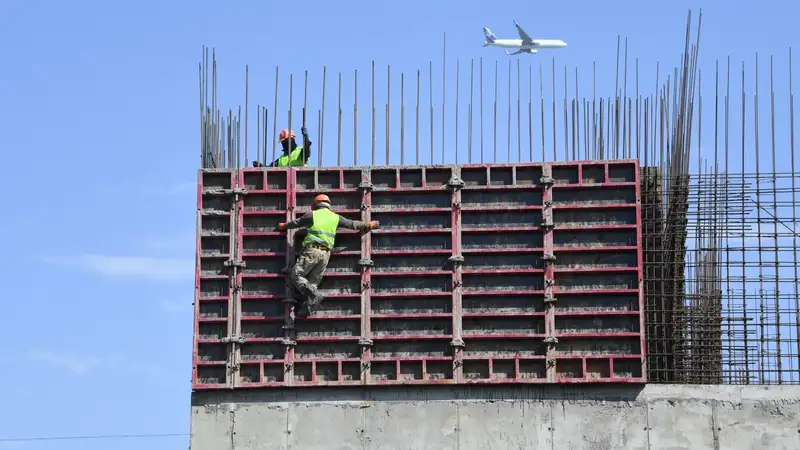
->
xmin=190 ymin=10 xmax=800 ymax=449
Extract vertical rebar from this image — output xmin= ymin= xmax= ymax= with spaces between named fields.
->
xmin=540 ymin=63 xmax=545 ymax=161
xmin=517 ymin=59 xmax=522 ymax=162
xmin=563 ymin=65 xmax=568 ymax=160
xmin=257 ymin=103 xmax=260 ymax=165
xmin=430 ymin=61 xmax=434 ymax=164
xmin=552 ymin=58 xmax=557 ymax=161
xmin=593 ymin=61 xmax=597 ymax=159
xmin=623 ymin=37 xmax=629 ymax=158
xmin=442 ymin=34 xmax=446 ymax=163
xmin=724 ymin=56 xmax=732 ymax=382
xmin=789 ymin=47 xmax=799 ymax=376
xmin=272 ymin=66 xmax=279 ymax=164
xmin=575 ymin=67 xmax=580 ymax=160
xmin=402 ymin=72 xmax=406 ymax=165
xmin=338 ymin=72 xmax=342 ymax=166
xmin=263 ymin=108 xmax=268 ymax=166
xmin=199 ymin=61 xmax=204 ymax=167
xmin=354 ymin=69 xmax=358 ymax=165
xmin=636 ymin=59 xmax=640 ymax=160
xmin=456 ymin=60 xmax=460 ymax=163
xmin=372 ymin=61 xmax=376 ymax=166
xmin=508 ymin=60 xmax=512 ymax=161
xmin=754 ymin=54 xmax=766 ymax=384
xmin=615 ymin=35 xmax=620 ymax=157
xmin=387 ymin=65 xmax=391 ymax=165
xmin=321 ymin=66 xmax=327 ymax=166
xmin=245 ymin=65 xmax=249 ymax=164
xmin=286 ymin=72 xmax=296 ymax=153
xmin=303 ymin=69 xmax=308 ymax=164
xmin=769 ymin=54 xmax=781 ymax=382
xmin=529 ymin=64 xmax=533 ymax=161
xmin=480 ymin=58 xmax=484 ymax=163
xmin=741 ymin=60 xmax=750 ymax=383
xmin=469 ymin=59 xmax=474 ymax=163
xmin=494 ymin=61 xmax=498 ymax=162
xmin=416 ymin=69 xmax=421 ymax=165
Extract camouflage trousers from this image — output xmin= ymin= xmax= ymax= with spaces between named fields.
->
xmin=290 ymin=244 xmax=331 ymax=299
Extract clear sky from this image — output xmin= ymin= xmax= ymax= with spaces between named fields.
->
xmin=0 ymin=0 xmax=798 ymax=448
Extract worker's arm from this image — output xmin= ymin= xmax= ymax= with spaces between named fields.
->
xmin=279 ymin=212 xmax=314 ymax=231
xmin=300 ymin=127 xmax=312 ymax=164
xmin=337 ymin=216 xmax=380 ymax=232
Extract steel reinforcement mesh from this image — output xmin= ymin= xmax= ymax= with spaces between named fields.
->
xmin=192 ymin=161 xmax=645 ymax=389
xmin=642 ymin=168 xmax=800 ymax=385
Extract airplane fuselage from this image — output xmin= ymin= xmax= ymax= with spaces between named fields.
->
xmin=487 ymin=38 xmax=567 ymax=49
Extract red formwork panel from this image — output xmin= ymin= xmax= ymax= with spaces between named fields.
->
xmin=192 ymin=161 xmax=646 ymax=389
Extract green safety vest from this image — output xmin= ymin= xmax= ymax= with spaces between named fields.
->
xmin=276 ymin=146 xmax=307 ymax=167
xmin=302 ymin=208 xmax=340 ymax=249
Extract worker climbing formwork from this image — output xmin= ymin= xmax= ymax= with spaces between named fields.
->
xmin=278 ymin=194 xmax=380 ymax=315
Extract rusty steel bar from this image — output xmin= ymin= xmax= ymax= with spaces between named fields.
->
xmin=401 ymin=72 xmax=406 ymax=165
xmin=469 ymin=59 xmax=474 ymax=164
xmin=429 ymin=61 xmax=434 ymax=164
xmin=507 ymin=59 xmax=511 ymax=161
xmin=455 ymin=60 xmax=460 ymax=163
xmin=354 ymin=69 xmax=358 ymax=166
xmin=321 ymin=66 xmax=327 ymax=166
xmin=480 ymin=57 xmax=484 ymax=163
xmin=442 ymin=33 xmax=446 ymax=163
xmin=337 ymin=71 xmax=342 ymax=166
xmin=416 ymin=69 xmax=420 ymax=165
xmin=387 ymin=65 xmax=391 ymax=165
xmin=372 ymin=61 xmax=376 ymax=166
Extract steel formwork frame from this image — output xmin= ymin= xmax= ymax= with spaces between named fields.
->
xmin=193 ymin=160 xmax=646 ymax=389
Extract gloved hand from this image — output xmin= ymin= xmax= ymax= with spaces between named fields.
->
xmin=301 ymin=127 xmax=308 ymax=136
xmin=252 ymin=161 xmax=264 ymax=167
xmin=369 ymin=220 xmax=380 ymax=230
xmin=277 ymin=223 xmax=287 ymax=231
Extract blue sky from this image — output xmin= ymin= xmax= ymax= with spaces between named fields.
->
xmin=0 ymin=0 xmax=798 ymax=448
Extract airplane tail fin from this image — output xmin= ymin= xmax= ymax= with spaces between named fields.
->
xmin=483 ymin=27 xmax=497 ymax=46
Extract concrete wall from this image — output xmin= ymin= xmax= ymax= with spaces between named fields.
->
xmin=190 ymin=384 xmax=800 ymax=449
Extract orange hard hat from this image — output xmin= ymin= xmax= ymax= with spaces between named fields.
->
xmin=311 ymin=194 xmax=331 ymax=209
xmin=279 ymin=129 xmax=296 ymax=142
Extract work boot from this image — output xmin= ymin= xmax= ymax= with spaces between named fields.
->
xmin=295 ymin=280 xmax=315 ymax=297
xmin=305 ymin=291 xmax=326 ymax=314
xmin=294 ymin=301 xmax=311 ymax=317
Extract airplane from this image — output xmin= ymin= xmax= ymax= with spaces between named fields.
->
xmin=483 ymin=21 xmax=567 ymax=55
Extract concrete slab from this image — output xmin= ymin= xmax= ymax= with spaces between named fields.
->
xmin=190 ymin=403 xmax=233 ymax=450
xmin=366 ymin=401 xmax=459 ymax=450
xmin=232 ymin=404 xmax=289 ymax=450
xmin=553 ymin=402 xmax=648 ymax=450
xmin=457 ymin=401 xmax=553 ymax=450
xmin=716 ymin=402 xmax=800 ymax=450
xmin=647 ymin=399 xmax=715 ymax=450
xmin=286 ymin=403 xmax=366 ymax=450
xmin=189 ymin=385 xmax=800 ymax=450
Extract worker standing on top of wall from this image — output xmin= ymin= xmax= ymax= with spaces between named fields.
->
xmin=252 ymin=127 xmax=312 ymax=167
xmin=278 ymin=194 xmax=380 ymax=315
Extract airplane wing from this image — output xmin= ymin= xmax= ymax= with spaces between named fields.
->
xmin=513 ymin=21 xmax=534 ymax=44
xmin=505 ymin=49 xmax=537 ymax=55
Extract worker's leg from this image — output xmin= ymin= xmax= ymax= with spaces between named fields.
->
xmin=290 ymin=246 xmax=322 ymax=297
xmin=292 ymin=247 xmax=329 ymax=312
xmin=304 ymin=248 xmax=331 ymax=306
xmin=305 ymin=248 xmax=331 ymax=290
